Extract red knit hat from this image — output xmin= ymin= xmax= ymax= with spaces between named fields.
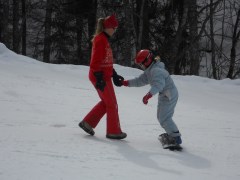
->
xmin=103 ymin=14 xmax=118 ymax=29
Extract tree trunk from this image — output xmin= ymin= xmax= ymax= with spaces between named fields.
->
xmin=141 ymin=0 xmax=149 ymax=49
xmin=219 ymin=0 xmax=226 ymax=53
xmin=0 ymin=0 xmax=10 ymax=47
xmin=21 ymin=0 xmax=26 ymax=55
xmin=43 ymin=0 xmax=53 ymax=63
xmin=87 ymin=0 xmax=97 ymax=65
xmin=87 ymin=0 xmax=97 ymax=44
xmin=227 ymin=9 xmax=240 ymax=79
xmin=137 ymin=0 xmax=146 ymax=51
xmin=13 ymin=0 xmax=20 ymax=53
xmin=210 ymin=0 xmax=217 ymax=79
xmin=188 ymin=0 xmax=200 ymax=75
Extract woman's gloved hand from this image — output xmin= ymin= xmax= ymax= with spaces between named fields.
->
xmin=94 ymin=71 xmax=106 ymax=92
xmin=112 ymin=69 xmax=124 ymax=87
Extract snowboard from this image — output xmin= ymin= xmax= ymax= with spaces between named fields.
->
xmin=165 ymin=144 xmax=183 ymax=151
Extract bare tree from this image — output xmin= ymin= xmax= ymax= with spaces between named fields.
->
xmin=21 ymin=0 xmax=26 ymax=55
xmin=136 ymin=0 xmax=147 ymax=50
xmin=227 ymin=7 xmax=240 ymax=79
xmin=0 ymin=0 xmax=10 ymax=47
xmin=161 ymin=0 xmax=190 ymax=74
xmin=210 ymin=0 xmax=217 ymax=79
xmin=172 ymin=0 xmax=190 ymax=74
xmin=13 ymin=0 xmax=20 ymax=53
xmin=175 ymin=0 xmax=222 ymax=76
xmin=43 ymin=0 xmax=53 ymax=63
xmin=188 ymin=0 xmax=200 ymax=75
xmin=121 ymin=0 xmax=135 ymax=66
xmin=86 ymin=0 xmax=97 ymax=65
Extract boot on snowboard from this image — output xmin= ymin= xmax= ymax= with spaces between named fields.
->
xmin=158 ymin=133 xmax=182 ymax=151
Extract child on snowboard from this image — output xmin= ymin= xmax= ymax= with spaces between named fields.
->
xmin=121 ymin=49 xmax=182 ymax=149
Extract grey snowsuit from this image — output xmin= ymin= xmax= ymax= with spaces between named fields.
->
xmin=128 ymin=61 xmax=180 ymax=137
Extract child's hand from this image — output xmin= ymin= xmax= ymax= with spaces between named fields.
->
xmin=142 ymin=92 xmax=152 ymax=105
xmin=122 ymin=80 xmax=129 ymax=86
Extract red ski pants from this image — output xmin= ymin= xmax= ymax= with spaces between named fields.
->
xmin=83 ymin=79 xmax=122 ymax=134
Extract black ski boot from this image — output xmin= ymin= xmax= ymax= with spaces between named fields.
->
xmin=106 ymin=132 xmax=127 ymax=140
xmin=79 ymin=121 xmax=95 ymax=136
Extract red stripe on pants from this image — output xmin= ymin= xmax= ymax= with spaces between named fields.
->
xmin=83 ymin=79 xmax=122 ymax=134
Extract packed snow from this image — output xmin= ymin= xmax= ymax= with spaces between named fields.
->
xmin=0 ymin=43 xmax=240 ymax=180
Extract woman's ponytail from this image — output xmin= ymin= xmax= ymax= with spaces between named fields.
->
xmin=91 ymin=18 xmax=105 ymax=42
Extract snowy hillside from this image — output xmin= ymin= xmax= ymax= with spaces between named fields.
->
xmin=0 ymin=43 xmax=240 ymax=180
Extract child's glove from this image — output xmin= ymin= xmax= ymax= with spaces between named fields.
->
xmin=94 ymin=71 xmax=106 ymax=92
xmin=112 ymin=69 xmax=124 ymax=87
xmin=122 ymin=80 xmax=129 ymax=86
xmin=142 ymin=92 xmax=152 ymax=105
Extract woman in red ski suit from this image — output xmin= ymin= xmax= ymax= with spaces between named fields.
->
xmin=79 ymin=14 xmax=127 ymax=139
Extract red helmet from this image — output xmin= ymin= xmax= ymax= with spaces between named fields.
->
xmin=135 ymin=49 xmax=153 ymax=69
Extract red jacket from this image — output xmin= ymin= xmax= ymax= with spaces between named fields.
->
xmin=89 ymin=32 xmax=113 ymax=82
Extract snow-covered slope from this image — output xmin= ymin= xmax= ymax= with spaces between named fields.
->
xmin=0 ymin=43 xmax=240 ymax=180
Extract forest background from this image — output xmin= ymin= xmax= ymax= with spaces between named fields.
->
xmin=0 ymin=0 xmax=240 ymax=79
